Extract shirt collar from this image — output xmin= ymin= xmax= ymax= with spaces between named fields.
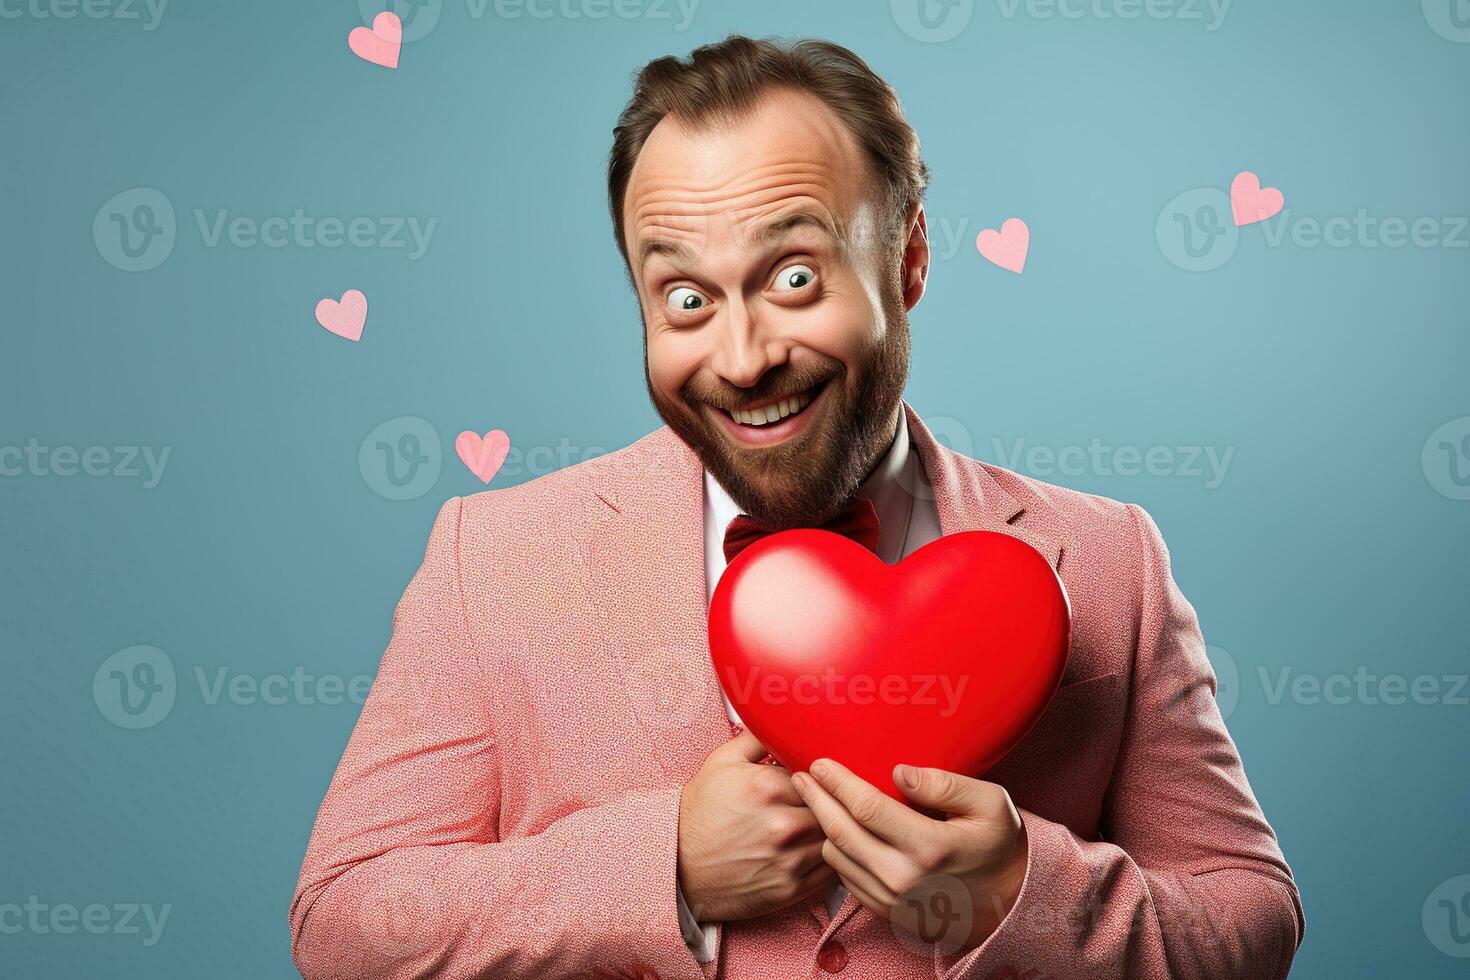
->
xmin=703 ymin=411 xmax=915 ymax=564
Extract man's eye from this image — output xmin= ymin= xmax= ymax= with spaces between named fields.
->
xmin=667 ymin=287 xmax=709 ymax=312
xmin=773 ymin=264 xmax=816 ymax=292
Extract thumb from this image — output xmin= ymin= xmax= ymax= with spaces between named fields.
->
xmin=893 ymin=764 xmax=988 ymax=815
xmin=719 ymin=727 xmax=771 ymax=765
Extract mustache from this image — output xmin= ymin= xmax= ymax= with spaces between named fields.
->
xmin=681 ymin=366 xmax=839 ymax=413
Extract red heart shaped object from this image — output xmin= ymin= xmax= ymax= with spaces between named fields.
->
xmin=708 ymin=529 xmax=1070 ymax=802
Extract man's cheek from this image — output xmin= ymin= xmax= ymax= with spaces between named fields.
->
xmin=648 ymin=363 xmax=698 ymax=417
xmin=796 ymin=303 xmax=876 ymax=366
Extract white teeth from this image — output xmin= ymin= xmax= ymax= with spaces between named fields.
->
xmin=729 ymin=389 xmax=813 ymax=427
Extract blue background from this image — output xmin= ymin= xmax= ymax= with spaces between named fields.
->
xmin=3 ymin=0 xmax=1468 ymax=976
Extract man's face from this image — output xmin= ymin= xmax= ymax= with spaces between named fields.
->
xmin=623 ymin=87 xmax=929 ymax=528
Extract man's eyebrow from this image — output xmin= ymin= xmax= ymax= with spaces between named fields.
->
xmin=635 ymin=210 xmax=839 ymax=269
xmin=750 ymin=210 xmax=839 ymax=245
xmin=637 ymin=236 xmax=693 ymax=269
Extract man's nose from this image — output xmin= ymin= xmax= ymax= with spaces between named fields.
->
xmin=710 ymin=300 xmax=789 ymax=389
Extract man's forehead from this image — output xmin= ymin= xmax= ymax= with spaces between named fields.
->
xmin=623 ymin=89 xmax=877 ymax=257
xmin=635 ymin=204 xmax=843 ymax=268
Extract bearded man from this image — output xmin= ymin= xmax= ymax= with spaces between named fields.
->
xmin=292 ymin=34 xmax=1303 ymax=980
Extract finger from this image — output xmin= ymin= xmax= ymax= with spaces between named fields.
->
xmin=792 ymin=770 xmax=894 ymax=873
xmin=807 ymin=758 xmax=931 ymax=846
xmin=835 ymin=871 xmax=889 ymax=917
xmin=790 ymin=809 xmax=827 ymax=844
xmin=791 ymin=863 xmax=838 ymax=902
xmin=771 ymin=801 xmax=826 ymax=839
xmin=788 ymin=838 xmax=829 ymax=875
xmin=821 ymin=839 xmax=895 ymax=909
xmin=719 ymin=728 xmax=770 ymax=765
xmin=752 ymin=767 xmax=807 ymax=808
xmin=893 ymin=765 xmax=994 ymax=817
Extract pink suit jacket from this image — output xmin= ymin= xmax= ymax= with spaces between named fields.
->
xmin=291 ymin=404 xmax=1304 ymax=980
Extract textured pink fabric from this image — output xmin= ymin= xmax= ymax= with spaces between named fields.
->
xmin=290 ymin=403 xmax=1304 ymax=980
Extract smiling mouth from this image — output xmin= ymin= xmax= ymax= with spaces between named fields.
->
xmin=725 ymin=382 xmax=824 ymax=427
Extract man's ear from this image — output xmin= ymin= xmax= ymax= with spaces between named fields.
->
xmin=900 ymin=203 xmax=930 ymax=312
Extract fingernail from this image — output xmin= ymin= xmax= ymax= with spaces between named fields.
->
xmin=792 ymin=772 xmax=811 ymax=794
xmin=810 ymin=759 xmax=831 ymax=780
xmin=896 ymin=764 xmax=919 ymax=790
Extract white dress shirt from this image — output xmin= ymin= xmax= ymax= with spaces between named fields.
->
xmin=678 ymin=412 xmax=943 ymax=962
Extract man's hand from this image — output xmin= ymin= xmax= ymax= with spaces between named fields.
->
xmin=678 ymin=730 xmax=832 ymax=923
xmin=792 ymin=758 xmax=1029 ymax=953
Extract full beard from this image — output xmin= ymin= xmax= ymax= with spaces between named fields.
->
xmin=647 ymin=286 xmax=911 ymax=530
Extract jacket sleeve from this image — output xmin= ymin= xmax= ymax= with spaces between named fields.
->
xmin=289 ymin=497 xmax=706 ymax=980
xmin=939 ymin=504 xmax=1305 ymax=980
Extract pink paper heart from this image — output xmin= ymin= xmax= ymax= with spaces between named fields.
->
xmin=456 ymin=430 xmax=511 ymax=484
xmin=976 ymin=218 xmax=1030 ymax=274
xmin=348 ymin=12 xmax=402 ymax=69
xmin=315 ymin=289 xmax=367 ymax=342
xmin=1230 ymin=171 xmax=1284 ymax=227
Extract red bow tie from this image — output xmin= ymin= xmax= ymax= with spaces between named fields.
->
xmin=722 ymin=497 xmax=882 ymax=564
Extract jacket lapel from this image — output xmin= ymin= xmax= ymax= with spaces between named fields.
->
xmin=588 ymin=427 xmax=734 ymax=784
xmin=902 ymin=402 xmax=1062 ymax=569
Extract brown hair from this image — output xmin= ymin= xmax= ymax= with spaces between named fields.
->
xmin=607 ymin=34 xmax=929 ymax=273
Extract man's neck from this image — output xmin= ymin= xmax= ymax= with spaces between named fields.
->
xmin=854 ymin=406 xmax=904 ymax=496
